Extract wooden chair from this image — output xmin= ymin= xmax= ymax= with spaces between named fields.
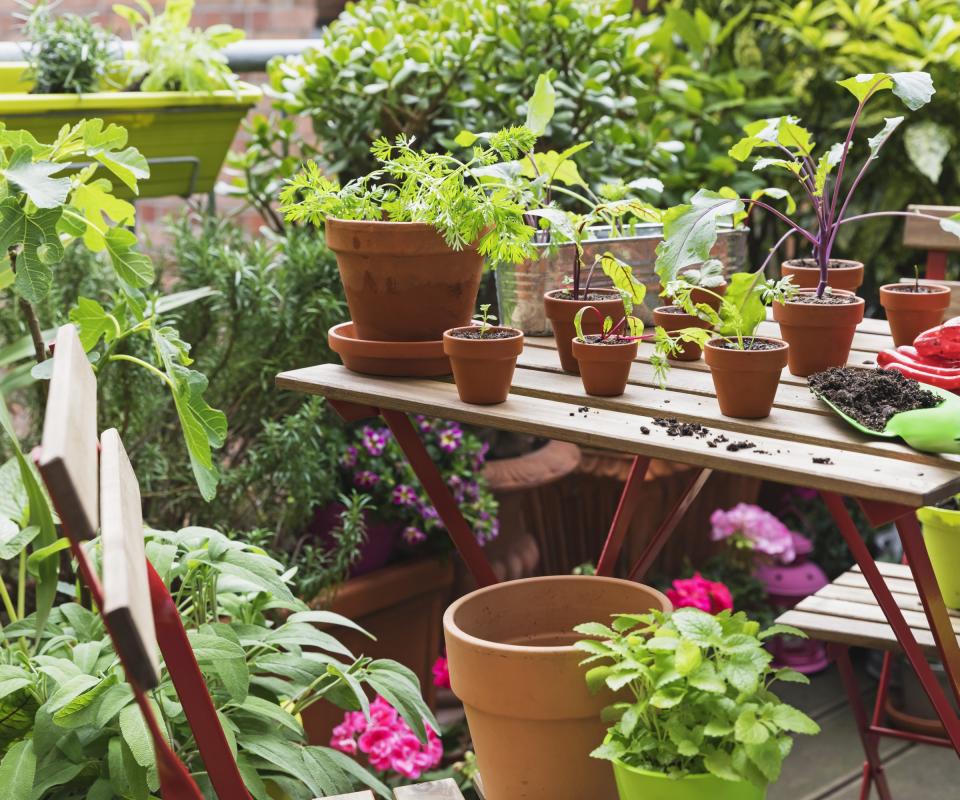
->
xmin=322 ymin=778 xmax=470 ymax=799
xmin=903 ymin=203 xmax=960 ymax=284
xmin=778 ymin=560 xmax=960 ymax=800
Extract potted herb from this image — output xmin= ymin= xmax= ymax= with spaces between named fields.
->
xmin=443 ymin=304 xmax=524 ymax=405
xmin=444 ymin=575 xmax=671 ymax=800
xmin=659 ymin=274 xmax=796 ymax=419
xmin=879 ymin=266 xmax=952 ymax=347
xmin=280 ymin=128 xmax=539 ymax=350
xmin=657 ymin=71 xmax=960 ymax=377
xmin=576 ymin=608 xmax=820 ymax=800
xmin=3 ymin=0 xmax=261 ymax=198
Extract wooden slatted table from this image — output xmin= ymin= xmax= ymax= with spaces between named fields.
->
xmin=278 ymin=314 xmax=960 ymax=791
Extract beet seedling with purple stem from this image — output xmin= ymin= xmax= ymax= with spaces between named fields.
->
xmin=655 ymin=71 xmax=960 ymax=298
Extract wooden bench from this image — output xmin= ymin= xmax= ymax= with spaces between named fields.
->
xmin=903 ymin=203 xmax=960 ymax=281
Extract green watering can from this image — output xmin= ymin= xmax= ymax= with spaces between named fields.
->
xmin=917 ymin=501 xmax=960 ymax=609
xmin=813 ymin=383 xmax=960 ymax=455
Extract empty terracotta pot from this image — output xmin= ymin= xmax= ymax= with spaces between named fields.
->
xmin=772 ymin=289 xmax=865 ymax=377
xmin=326 ymin=218 xmax=484 ymax=342
xmin=444 ymin=575 xmax=671 ymax=800
xmin=653 ymin=305 xmax=711 ymax=361
xmin=703 ymin=338 xmax=788 ymax=419
xmin=780 ymin=258 xmax=864 ymax=293
xmin=544 ymin=289 xmax=625 ymax=374
xmin=879 ymin=284 xmax=951 ymax=347
xmin=443 ymin=327 xmax=524 ymax=404
xmin=571 ymin=337 xmax=639 ymax=396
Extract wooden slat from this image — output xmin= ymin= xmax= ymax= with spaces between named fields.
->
xmin=777 ymin=609 xmax=936 ymax=652
xmin=276 ymin=364 xmax=960 ymax=506
xmin=394 ymin=780 xmax=465 ymax=799
xmin=834 ymin=570 xmax=923 ymax=597
xmin=795 ymin=594 xmax=960 ymax=637
xmin=37 ymin=324 xmax=99 ymax=540
xmin=815 ymin=584 xmax=960 ymax=632
xmin=903 ymin=204 xmax=960 ymax=252
xmin=100 ymin=428 xmax=160 ymax=690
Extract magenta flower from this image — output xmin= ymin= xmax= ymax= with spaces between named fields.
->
xmin=710 ymin=503 xmax=796 ymax=563
xmin=331 ymin=696 xmax=442 ymax=780
xmin=438 ymin=427 xmax=462 ymax=453
xmin=392 ymin=484 xmax=417 ymax=507
xmin=354 ymin=470 xmax=380 ymax=489
xmin=431 ymin=656 xmax=450 ymax=689
xmin=403 ymin=526 xmax=427 ymax=545
xmin=362 ymin=426 xmax=390 ymax=457
xmin=340 ymin=446 xmax=358 ymax=469
xmin=666 ymin=573 xmax=733 ymax=614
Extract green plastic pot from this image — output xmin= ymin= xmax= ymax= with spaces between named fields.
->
xmin=612 ymin=761 xmax=766 ymax=800
xmin=0 ymin=62 xmax=260 ymax=199
xmin=917 ymin=503 xmax=960 ymax=609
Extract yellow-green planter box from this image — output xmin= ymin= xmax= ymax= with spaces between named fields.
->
xmin=0 ymin=62 xmax=261 ymax=199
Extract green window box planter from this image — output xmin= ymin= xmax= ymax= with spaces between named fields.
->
xmin=0 ymin=62 xmax=261 ymax=199
xmin=612 ymin=760 xmax=766 ymax=800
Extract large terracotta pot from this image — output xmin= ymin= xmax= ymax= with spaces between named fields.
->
xmin=703 ymin=338 xmax=788 ymax=419
xmin=444 ymin=576 xmax=671 ymax=800
xmin=443 ymin=327 xmax=524 ymax=405
xmin=771 ymin=289 xmax=865 ymax=377
xmin=571 ymin=337 xmax=639 ymax=397
xmin=325 ymin=218 xmax=484 ymax=342
xmin=780 ymin=258 xmax=864 ymax=293
xmin=544 ymin=289 xmax=625 ymax=373
xmin=653 ymin=305 xmax=711 ymax=361
xmin=879 ymin=284 xmax=951 ymax=348
xmin=612 ymin=760 xmax=765 ymax=800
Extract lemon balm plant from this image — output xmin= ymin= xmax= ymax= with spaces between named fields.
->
xmin=576 ymin=608 xmax=820 ymax=799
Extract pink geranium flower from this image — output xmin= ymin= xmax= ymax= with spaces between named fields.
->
xmin=666 ymin=573 xmax=734 ymax=614
xmin=331 ymin=696 xmax=442 ymax=780
xmin=431 ymin=656 xmax=450 ymax=689
xmin=710 ymin=503 xmax=796 ymax=563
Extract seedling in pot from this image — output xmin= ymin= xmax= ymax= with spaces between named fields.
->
xmin=655 ymin=70 xmax=960 ymax=300
xmin=450 ymin=304 xmax=518 ymax=341
xmin=444 ymin=304 xmax=524 ymax=404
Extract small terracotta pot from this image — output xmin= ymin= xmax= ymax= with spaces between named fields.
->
xmin=326 ymin=218 xmax=484 ymax=342
xmin=443 ymin=327 xmax=524 ymax=405
xmin=703 ymin=338 xmax=788 ymax=419
xmin=444 ymin=575 xmax=671 ymax=800
xmin=879 ymin=284 xmax=951 ymax=347
xmin=544 ymin=289 xmax=625 ymax=374
xmin=571 ymin=337 xmax=639 ymax=397
xmin=781 ymin=258 xmax=864 ymax=293
xmin=653 ymin=306 xmax=711 ymax=361
xmin=689 ymin=280 xmax=727 ymax=311
xmin=772 ymin=289 xmax=865 ymax=377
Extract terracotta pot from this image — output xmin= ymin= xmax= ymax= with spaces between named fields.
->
xmin=689 ymin=280 xmax=727 ymax=312
xmin=328 ymin=322 xmax=450 ymax=377
xmin=653 ymin=305 xmax=711 ymax=361
xmin=543 ymin=289 xmax=625 ymax=373
xmin=571 ymin=337 xmax=639 ymax=397
xmin=771 ymin=289 xmax=865 ymax=377
xmin=703 ymin=338 xmax=789 ymax=419
xmin=443 ymin=575 xmax=671 ymax=800
xmin=781 ymin=258 xmax=864 ymax=293
xmin=443 ymin=327 xmax=524 ymax=405
xmin=325 ymin=218 xmax=484 ymax=342
xmin=879 ymin=284 xmax=951 ymax=348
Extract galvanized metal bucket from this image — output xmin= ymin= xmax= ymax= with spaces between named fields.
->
xmin=494 ymin=225 xmax=748 ymax=336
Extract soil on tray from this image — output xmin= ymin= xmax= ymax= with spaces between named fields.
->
xmin=789 ymin=258 xmax=857 ymax=269
xmin=790 ymin=293 xmax=860 ymax=305
xmin=714 ymin=338 xmax=781 ymax=351
xmin=552 ymin=290 xmax=618 ymax=301
xmin=808 ymin=367 xmax=942 ymax=432
xmin=884 ymin=284 xmax=942 ymax=294
xmin=581 ymin=334 xmax=634 ymax=345
xmin=449 ymin=328 xmax=518 ymax=340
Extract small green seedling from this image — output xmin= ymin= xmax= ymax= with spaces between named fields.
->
xmin=473 ymin=303 xmax=497 ymax=337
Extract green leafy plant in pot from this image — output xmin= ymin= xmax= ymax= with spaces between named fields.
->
xmin=576 ymin=608 xmax=821 ymax=800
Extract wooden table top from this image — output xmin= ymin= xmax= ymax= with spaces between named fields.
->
xmin=277 ymin=315 xmax=960 ymax=508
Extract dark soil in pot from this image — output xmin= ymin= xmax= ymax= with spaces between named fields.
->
xmin=443 ymin=326 xmax=524 ymax=405
xmin=879 ymin=283 xmax=951 ymax=347
xmin=781 ymin=258 xmax=864 ymax=292
xmin=772 ymin=289 xmax=865 ymax=377
xmin=544 ymin=289 xmax=625 ymax=374
xmin=653 ymin=305 xmax=711 ymax=361
xmin=703 ymin=337 xmax=788 ymax=419
xmin=808 ymin=367 xmax=941 ymax=432
xmin=571 ymin=336 xmax=638 ymax=397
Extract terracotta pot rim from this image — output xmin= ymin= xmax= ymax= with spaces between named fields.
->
xmin=782 ymin=288 xmax=863 ymax=302
xmin=330 ymin=321 xmax=443 ymax=353
xmin=444 ymin=326 xmax=524 ymax=341
xmin=782 ymin=258 xmax=864 ymax=270
xmin=571 ymin=337 xmax=640 ymax=360
xmin=705 ymin=336 xmax=787 ymax=352
xmin=326 ymin=217 xmax=440 ymax=230
xmin=879 ymin=283 xmax=952 ymax=295
xmin=544 ymin=288 xmax=622 ymax=303
xmin=443 ymin=575 xmax=670 ymax=656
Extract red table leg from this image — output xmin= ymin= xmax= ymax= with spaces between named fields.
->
xmin=380 ymin=408 xmax=499 ymax=587
xmin=626 ymin=467 xmax=712 ymax=582
xmin=595 ymin=456 xmax=650 ymax=577
xmin=926 ymin=250 xmax=948 ymax=281
xmin=822 ymin=492 xmax=960 ymax=753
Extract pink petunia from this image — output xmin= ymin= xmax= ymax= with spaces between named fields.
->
xmin=666 ymin=573 xmax=734 ymax=614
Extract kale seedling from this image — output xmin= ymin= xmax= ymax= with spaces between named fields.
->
xmin=656 ymin=71 xmax=960 ymax=299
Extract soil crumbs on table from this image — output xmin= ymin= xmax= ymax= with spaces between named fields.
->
xmin=809 ymin=367 xmax=941 ymax=432
xmin=652 ymin=419 xmax=762 ymax=453
xmin=449 ymin=328 xmax=518 ymax=340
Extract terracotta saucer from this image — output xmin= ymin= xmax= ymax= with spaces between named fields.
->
xmin=328 ymin=322 xmax=450 ymax=377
